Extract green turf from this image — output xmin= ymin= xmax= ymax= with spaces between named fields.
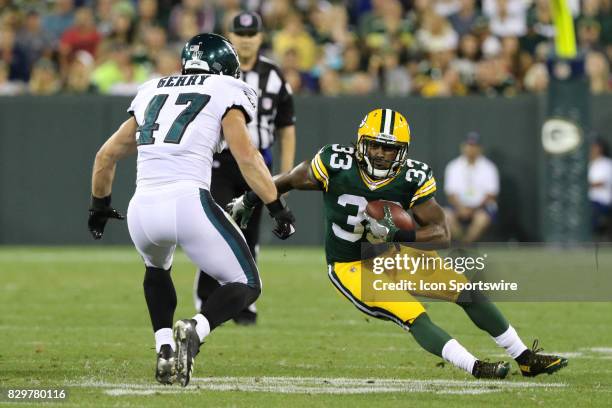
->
xmin=1 ymin=246 xmax=611 ymax=407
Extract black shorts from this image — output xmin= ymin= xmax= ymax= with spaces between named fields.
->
xmin=210 ymin=150 xmax=268 ymax=259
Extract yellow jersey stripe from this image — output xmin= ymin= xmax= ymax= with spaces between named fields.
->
xmin=412 ymin=181 xmax=436 ymax=199
xmin=413 ymin=178 xmax=435 ymax=196
xmin=315 ymin=155 xmax=329 ymax=178
xmin=410 ymin=187 xmax=436 ymax=206
xmin=310 ymin=157 xmax=329 ymax=191
xmin=358 ymin=168 xmax=397 ymax=190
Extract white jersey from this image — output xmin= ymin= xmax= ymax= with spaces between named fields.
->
xmin=127 ymin=73 xmax=258 ymax=189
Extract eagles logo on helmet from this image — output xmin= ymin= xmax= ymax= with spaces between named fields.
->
xmin=181 ymin=33 xmax=241 ymax=78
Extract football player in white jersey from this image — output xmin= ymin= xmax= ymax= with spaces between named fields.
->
xmin=88 ymin=33 xmax=296 ymax=387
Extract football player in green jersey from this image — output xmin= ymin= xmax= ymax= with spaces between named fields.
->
xmin=228 ymin=108 xmax=568 ymax=379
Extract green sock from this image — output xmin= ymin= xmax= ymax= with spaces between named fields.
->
xmin=409 ymin=313 xmax=452 ymax=357
xmin=457 ymin=289 xmax=509 ymax=337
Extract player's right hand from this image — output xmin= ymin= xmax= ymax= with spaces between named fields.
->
xmin=363 ymin=206 xmax=398 ymax=243
xmin=226 ymin=194 xmax=256 ymax=229
xmin=88 ymin=195 xmax=124 ymax=240
xmin=266 ymin=198 xmax=296 ymax=240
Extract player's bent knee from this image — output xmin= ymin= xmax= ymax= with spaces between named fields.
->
xmin=455 ymin=288 xmax=490 ymax=306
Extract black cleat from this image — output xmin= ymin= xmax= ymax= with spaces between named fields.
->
xmin=472 ymin=360 xmax=511 ymax=379
xmin=517 ymin=340 xmax=568 ymax=377
xmin=155 ymin=344 xmax=176 ymax=385
xmin=173 ymin=319 xmax=201 ymax=387
xmin=233 ymin=308 xmax=257 ymax=326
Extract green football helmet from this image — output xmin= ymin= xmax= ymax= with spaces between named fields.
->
xmin=181 ymin=33 xmax=240 ymax=78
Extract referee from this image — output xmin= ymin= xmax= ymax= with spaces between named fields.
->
xmin=194 ymin=11 xmax=296 ymax=325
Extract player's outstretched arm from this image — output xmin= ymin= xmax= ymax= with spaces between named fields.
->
xmin=410 ymin=198 xmax=451 ymax=247
xmin=273 ymin=160 xmax=322 ymax=194
xmin=225 ymin=160 xmax=320 ymax=230
xmin=223 ymin=109 xmax=278 ymax=203
xmin=92 ymin=117 xmax=138 ymax=197
xmin=89 ymin=116 xmax=138 ymax=239
xmin=223 ymin=109 xmax=295 ymax=240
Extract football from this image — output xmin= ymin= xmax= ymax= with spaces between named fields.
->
xmin=365 ymin=200 xmax=415 ymax=231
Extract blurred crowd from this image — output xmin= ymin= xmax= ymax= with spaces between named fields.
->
xmin=0 ymin=0 xmax=611 ymax=96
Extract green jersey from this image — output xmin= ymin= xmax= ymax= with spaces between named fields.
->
xmin=310 ymin=144 xmax=437 ymax=264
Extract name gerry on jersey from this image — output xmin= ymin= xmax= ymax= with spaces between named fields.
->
xmin=127 ymin=74 xmax=258 ymax=190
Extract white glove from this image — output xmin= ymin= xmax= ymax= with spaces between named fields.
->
xmin=226 ymin=194 xmax=255 ymax=229
xmin=362 ymin=206 xmax=399 ymax=242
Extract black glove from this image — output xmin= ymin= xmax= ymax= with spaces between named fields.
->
xmin=88 ymin=195 xmax=125 ymax=240
xmin=266 ymin=197 xmax=296 ymax=240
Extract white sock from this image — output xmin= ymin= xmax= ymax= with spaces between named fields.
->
xmin=193 ymin=313 xmax=211 ymax=342
xmin=154 ymin=328 xmax=175 ymax=353
xmin=441 ymin=339 xmax=477 ymax=374
xmin=493 ymin=325 xmax=528 ymax=359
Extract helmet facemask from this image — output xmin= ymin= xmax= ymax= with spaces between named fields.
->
xmin=357 ymin=136 xmax=408 ymax=179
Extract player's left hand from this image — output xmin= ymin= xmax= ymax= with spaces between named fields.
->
xmin=363 ymin=206 xmax=398 ymax=243
xmin=266 ymin=198 xmax=296 ymax=240
xmin=88 ymin=195 xmax=124 ymax=240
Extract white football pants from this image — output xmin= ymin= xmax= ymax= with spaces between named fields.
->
xmin=127 ymin=182 xmax=260 ymax=288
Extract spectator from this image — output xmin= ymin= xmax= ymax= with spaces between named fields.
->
xmin=106 ymin=4 xmax=136 ymax=46
xmin=136 ymin=0 xmax=163 ymax=41
xmin=586 ymin=51 xmax=611 ymax=94
xmin=523 ymin=62 xmax=549 ymax=92
xmin=273 ymin=12 xmax=317 ymax=71
xmin=168 ymin=0 xmax=216 ymax=42
xmin=369 ymin=47 xmax=412 ymax=96
xmin=0 ymin=60 xmax=24 ymax=95
xmin=589 ymin=138 xmax=612 ymax=239
xmin=339 ymin=43 xmax=374 ymax=94
xmin=148 ymin=48 xmax=180 ymax=79
xmin=577 ymin=17 xmax=603 ymax=52
xmin=449 ymin=0 xmax=481 ymax=37
xmin=94 ymin=0 xmax=114 ymax=36
xmin=64 ymin=50 xmax=97 ymax=93
xmin=0 ymin=26 xmax=29 ymax=82
xmin=319 ymin=68 xmax=342 ymax=96
xmin=435 ymin=0 xmax=462 ymax=17
xmin=452 ymin=33 xmax=480 ymax=90
xmin=16 ymin=10 xmax=53 ymax=73
xmin=261 ymin=0 xmax=294 ymax=32
xmin=417 ymin=11 xmax=459 ymax=54
xmin=444 ymin=132 xmax=499 ymax=243
xmin=214 ymin=0 xmax=242 ymax=33
xmin=361 ymin=0 xmax=413 ymax=52
xmin=59 ymin=7 xmax=101 ymax=76
xmin=483 ymin=0 xmax=527 ymax=38
xmin=280 ymin=48 xmax=317 ymax=93
xmin=135 ymin=25 xmax=168 ymax=68
xmin=91 ymin=42 xmax=148 ymax=94
xmin=169 ymin=10 xmax=200 ymax=49
xmin=42 ymin=0 xmax=75 ymax=45
xmin=28 ymin=58 xmax=61 ymax=95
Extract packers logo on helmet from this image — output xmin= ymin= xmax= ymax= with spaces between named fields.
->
xmin=356 ymin=108 xmax=411 ymax=179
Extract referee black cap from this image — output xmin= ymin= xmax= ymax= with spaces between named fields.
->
xmin=230 ymin=11 xmax=263 ymax=35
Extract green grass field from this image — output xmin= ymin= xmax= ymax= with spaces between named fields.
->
xmin=1 ymin=246 xmax=611 ymax=407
